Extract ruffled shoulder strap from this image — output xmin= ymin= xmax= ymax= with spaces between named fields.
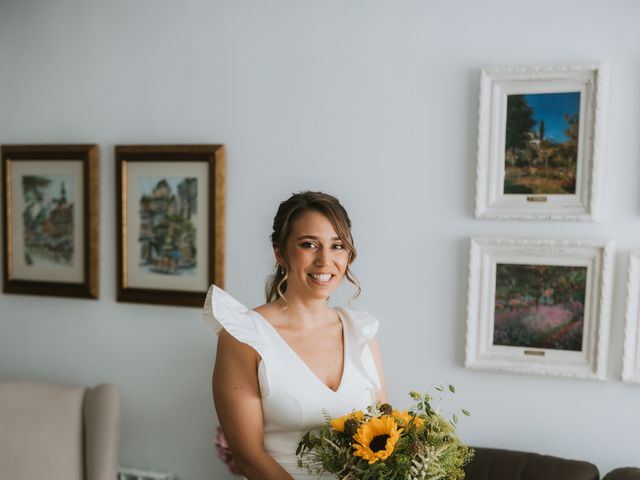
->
xmin=340 ymin=307 xmax=379 ymax=348
xmin=203 ymin=285 xmax=268 ymax=361
xmin=338 ymin=307 xmax=381 ymax=392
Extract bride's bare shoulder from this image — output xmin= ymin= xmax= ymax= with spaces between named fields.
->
xmin=252 ymin=301 xmax=282 ymax=323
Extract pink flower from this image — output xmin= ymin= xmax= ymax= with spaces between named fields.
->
xmin=216 ymin=427 xmax=242 ymax=475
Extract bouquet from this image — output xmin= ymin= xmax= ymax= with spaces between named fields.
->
xmin=296 ymin=387 xmax=473 ymax=480
xmin=215 ymin=426 xmax=242 ymax=475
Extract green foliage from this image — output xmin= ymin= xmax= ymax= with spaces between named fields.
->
xmin=495 ymin=264 xmax=587 ymax=307
xmin=22 ymin=175 xmax=52 ymax=202
xmin=564 ymin=113 xmax=579 ymax=146
xmin=297 ymin=389 xmax=474 ymax=480
xmin=556 ymin=113 xmax=579 ymax=167
xmin=505 ymin=95 xmax=536 ymax=150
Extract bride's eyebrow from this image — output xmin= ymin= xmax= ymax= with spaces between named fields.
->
xmin=296 ymin=235 xmax=341 ymax=241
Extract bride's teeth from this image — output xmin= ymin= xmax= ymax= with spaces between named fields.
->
xmin=312 ymin=274 xmax=331 ymax=282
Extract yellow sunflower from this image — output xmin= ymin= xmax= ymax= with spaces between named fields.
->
xmin=352 ymin=415 xmax=403 ymax=464
xmin=392 ymin=409 xmax=425 ymax=429
xmin=330 ymin=410 xmax=365 ymax=432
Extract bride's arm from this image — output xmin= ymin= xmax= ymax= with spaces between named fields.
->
xmin=213 ymin=330 xmax=294 ymax=480
xmin=368 ymin=338 xmax=388 ymax=403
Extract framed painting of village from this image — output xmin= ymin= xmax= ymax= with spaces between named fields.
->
xmin=622 ymin=252 xmax=640 ymax=384
xmin=116 ymin=145 xmax=225 ymax=307
xmin=465 ymin=238 xmax=613 ymax=379
xmin=474 ymin=64 xmax=608 ymax=220
xmin=2 ymin=144 xmax=99 ymax=298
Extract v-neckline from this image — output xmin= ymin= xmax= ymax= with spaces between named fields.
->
xmin=252 ymin=308 xmax=348 ymax=394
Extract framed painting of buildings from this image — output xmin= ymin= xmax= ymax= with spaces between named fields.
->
xmin=474 ymin=64 xmax=608 ymax=220
xmin=622 ymin=252 xmax=640 ymax=383
xmin=116 ymin=145 xmax=225 ymax=306
xmin=2 ymin=144 xmax=99 ymax=298
xmin=465 ymin=238 xmax=613 ymax=379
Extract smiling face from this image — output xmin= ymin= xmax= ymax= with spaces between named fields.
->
xmin=275 ymin=210 xmax=350 ymax=301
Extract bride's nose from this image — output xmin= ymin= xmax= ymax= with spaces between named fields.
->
xmin=314 ymin=247 xmax=329 ymax=266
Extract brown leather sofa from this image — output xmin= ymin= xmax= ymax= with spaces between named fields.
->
xmin=605 ymin=469 xmax=640 ymax=480
xmin=464 ymin=446 xmax=604 ymax=480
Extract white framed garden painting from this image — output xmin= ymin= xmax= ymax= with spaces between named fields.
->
xmin=465 ymin=237 xmax=613 ymax=379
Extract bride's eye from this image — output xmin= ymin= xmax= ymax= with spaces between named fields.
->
xmin=333 ymin=243 xmax=344 ymax=250
xmin=301 ymin=241 xmax=317 ymax=249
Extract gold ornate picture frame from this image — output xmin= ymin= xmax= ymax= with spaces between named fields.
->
xmin=116 ymin=145 xmax=225 ymax=307
xmin=2 ymin=144 xmax=100 ymax=299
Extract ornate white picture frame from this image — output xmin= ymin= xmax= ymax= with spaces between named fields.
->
xmin=622 ymin=251 xmax=640 ymax=383
xmin=474 ymin=63 xmax=608 ymax=221
xmin=465 ymin=238 xmax=614 ymax=379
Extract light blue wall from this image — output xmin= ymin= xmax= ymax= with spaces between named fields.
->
xmin=1 ymin=1 xmax=639 ymax=478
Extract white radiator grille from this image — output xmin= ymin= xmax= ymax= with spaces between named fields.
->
xmin=117 ymin=466 xmax=176 ymax=480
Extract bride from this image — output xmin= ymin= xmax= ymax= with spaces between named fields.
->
xmin=205 ymin=191 xmax=387 ymax=479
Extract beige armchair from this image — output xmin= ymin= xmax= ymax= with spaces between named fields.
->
xmin=0 ymin=381 xmax=120 ymax=480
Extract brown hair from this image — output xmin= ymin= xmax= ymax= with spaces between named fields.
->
xmin=265 ymin=191 xmax=361 ymax=302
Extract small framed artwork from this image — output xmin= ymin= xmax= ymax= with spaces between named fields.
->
xmin=2 ymin=144 xmax=99 ymax=298
xmin=622 ymin=252 xmax=640 ymax=383
xmin=474 ymin=63 xmax=608 ymax=220
xmin=116 ymin=145 xmax=225 ymax=307
xmin=465 ymin=238 xmax=613 ymax=379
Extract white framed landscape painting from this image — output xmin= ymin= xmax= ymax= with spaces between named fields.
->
xmin=475 ymin=63 xmax=608 ymax=221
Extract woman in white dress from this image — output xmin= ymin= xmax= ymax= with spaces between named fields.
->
xmin=206 ymin=191 xmax=387 ymax=479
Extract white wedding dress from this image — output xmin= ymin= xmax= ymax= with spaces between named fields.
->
xmin=203 ymin=286 xmax=381 ymax=479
